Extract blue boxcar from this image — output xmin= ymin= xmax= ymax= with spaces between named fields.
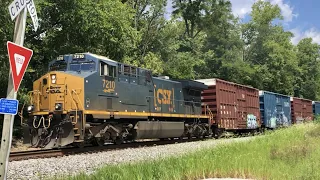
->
xmin=313 ymin=101 xmax=320 ymax=116
xmin=259 ymin=91 xmax=291 ymax=129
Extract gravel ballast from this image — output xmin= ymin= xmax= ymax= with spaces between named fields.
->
xmin=7 ymin=137 xmax=255 ymax=180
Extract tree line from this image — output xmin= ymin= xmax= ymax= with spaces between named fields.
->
xmin=0 ymin=0 xmax=320 ymax=105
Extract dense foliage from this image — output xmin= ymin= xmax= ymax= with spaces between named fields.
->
xmin=0 ymin=0 xmax=320 ymax=129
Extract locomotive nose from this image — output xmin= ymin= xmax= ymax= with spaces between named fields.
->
xmin=24 ymin=70 xmax=85 ymax=148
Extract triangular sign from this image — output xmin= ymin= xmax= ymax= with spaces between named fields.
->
xmin=7 ymin=41 xmax=33 ymax=92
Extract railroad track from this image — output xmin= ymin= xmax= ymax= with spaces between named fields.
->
xmin=9 ymin=137 xmax=207 ymax=162
xmin=9 ymin=148 xmax=74 ymax=161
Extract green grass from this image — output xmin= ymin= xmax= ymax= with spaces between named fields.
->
xmin=57 ymin=122 xmax=320 ymax=180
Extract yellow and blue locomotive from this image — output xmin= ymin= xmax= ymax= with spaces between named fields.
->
xmin=23 ymin=53 xmax=212 ymax=148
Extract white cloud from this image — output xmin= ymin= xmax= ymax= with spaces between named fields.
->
xmin=291 ymin=27 xmax=320 ymax=45
xmin=230 ymin=0 xmax=297 ymax=22
xmin=270 ymin=0 xmax=298 ymax=22
xmin=165 ymin=0 xmax=173 ymax=19
xmin=229 ymin=0 xmax=256 ymax=18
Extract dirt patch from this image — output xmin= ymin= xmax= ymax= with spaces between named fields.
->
xmin=10 ymin=138 xmax=40 ymax=152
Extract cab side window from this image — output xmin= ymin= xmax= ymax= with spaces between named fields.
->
xmin=100 ymin=62 xmax=116 ymax=77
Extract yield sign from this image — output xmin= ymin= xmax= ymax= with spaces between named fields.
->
xmin=7 ymin=41 xmax=33 ymax=92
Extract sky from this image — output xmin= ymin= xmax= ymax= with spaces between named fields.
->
xmin=165 ymin=0 xmax=320 ymax=45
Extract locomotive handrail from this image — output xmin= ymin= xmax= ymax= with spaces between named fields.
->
xmin=28 ymin=90 xmax=41 ymax=107
xmin=67 ymin=88 xmax=84 ymax=126
xmin=71 ymin=89 xmax=84 ymax=109
xmin=67 ymin=89 xmax=79 ymax=125
xmin=19 ymin=90 xmax=42 ymax=126
xmin=205 ymin=105 xmax=214 ymax=124
xmin=72 ymin=89 xmax=84 ymax=130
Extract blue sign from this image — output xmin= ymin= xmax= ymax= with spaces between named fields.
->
xmin=0 ymin=98 xmax=19 ymax=115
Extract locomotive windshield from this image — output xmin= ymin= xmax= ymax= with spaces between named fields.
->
xmin=69 ymin=60 xmax=95 ymax=71
xmin=49 ymin=60 xmax=68 ymax=71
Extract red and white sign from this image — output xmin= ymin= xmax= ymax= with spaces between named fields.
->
xmin=7 ymin=41 xmax=33 ymax=92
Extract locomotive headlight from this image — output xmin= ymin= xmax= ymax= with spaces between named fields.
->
xmin=51 ymin=74 xmax=56 ymax=84
xmin=27 ymin=105 xmax=34 ymax=113
xmin=55 ymin=103 xmax=62 ymax=110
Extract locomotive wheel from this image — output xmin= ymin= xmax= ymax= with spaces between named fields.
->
xmin=114 ymin=137 xmax=123 ymax=145
xmin=30 ymin=129 xmax=40 ymax=147
xmin=73 ymin=142 xmax=85 ymax=148
xmin=93 ymin=137 xmax=105 ymax=146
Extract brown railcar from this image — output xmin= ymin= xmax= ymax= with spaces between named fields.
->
xmin=291 ymin=97 xmax=313 ymax=124
xmin=196 ymin=78 xmax=261 ymax=131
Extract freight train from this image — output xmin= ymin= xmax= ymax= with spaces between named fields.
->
xmin=22 ymin=52 xmax=320 ymax=149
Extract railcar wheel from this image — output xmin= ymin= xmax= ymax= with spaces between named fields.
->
xmin=213 ymin=128 xmax=223 ymax=139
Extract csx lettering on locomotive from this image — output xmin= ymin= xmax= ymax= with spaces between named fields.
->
xmin=156 ymin=88 xmax=172 ymax=105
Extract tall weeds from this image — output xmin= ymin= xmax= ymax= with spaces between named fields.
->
xmin=59 ymin=123 xmax=320 ymax=180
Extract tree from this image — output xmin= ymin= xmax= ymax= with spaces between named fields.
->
xmin=0 ymin=0 xmax=15 ymax=97
xmin=241 ymin=1 xmax=298 ymax=95
xmin=295 ymin=38 xmax=320 ymax=100
xmin=30 ymin=0 xmax=139 ymax=63
xmin=191 ymin=0 xmax=244 ymax=81
xmin=172 ymin=0 xmax=204 ymax=39
xmin=123 ymin=0 xmax=167 ymax=72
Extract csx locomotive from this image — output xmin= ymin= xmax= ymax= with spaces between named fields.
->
xmin=23 ymin=53 xmax=212 ymax=148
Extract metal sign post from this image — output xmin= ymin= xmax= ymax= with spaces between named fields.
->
xmin=0 ymin=7 xmax=27 ymax=180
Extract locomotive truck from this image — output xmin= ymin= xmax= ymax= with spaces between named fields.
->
xmin=23 ymin=53 xmax=213 ymax=148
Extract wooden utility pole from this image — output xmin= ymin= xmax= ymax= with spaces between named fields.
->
xmin=0 ymin=7 xmax=27 ymax=180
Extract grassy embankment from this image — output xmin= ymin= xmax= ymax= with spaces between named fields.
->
xmin=62 ymin=121 xmax=320 ymax=180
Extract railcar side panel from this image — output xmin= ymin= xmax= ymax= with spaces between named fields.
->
xmin=313 ymin=101 xmax=320 ymax=116
xmin=291 ymin=97 xmax=313 ymax=124
xmin=259 ymin=91 xmax=291 ymax=129
xmin=196 ymin=78 xmax=261 ymax=131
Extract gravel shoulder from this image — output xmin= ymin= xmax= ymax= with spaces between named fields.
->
xmin=10 ymin=139 xmax=40 ymax=152
xmin=8 ymin=136 xmax=256 ymax=180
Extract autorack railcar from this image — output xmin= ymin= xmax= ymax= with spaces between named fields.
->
xmin=23 ymin=53 xmax=212 ymax=148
